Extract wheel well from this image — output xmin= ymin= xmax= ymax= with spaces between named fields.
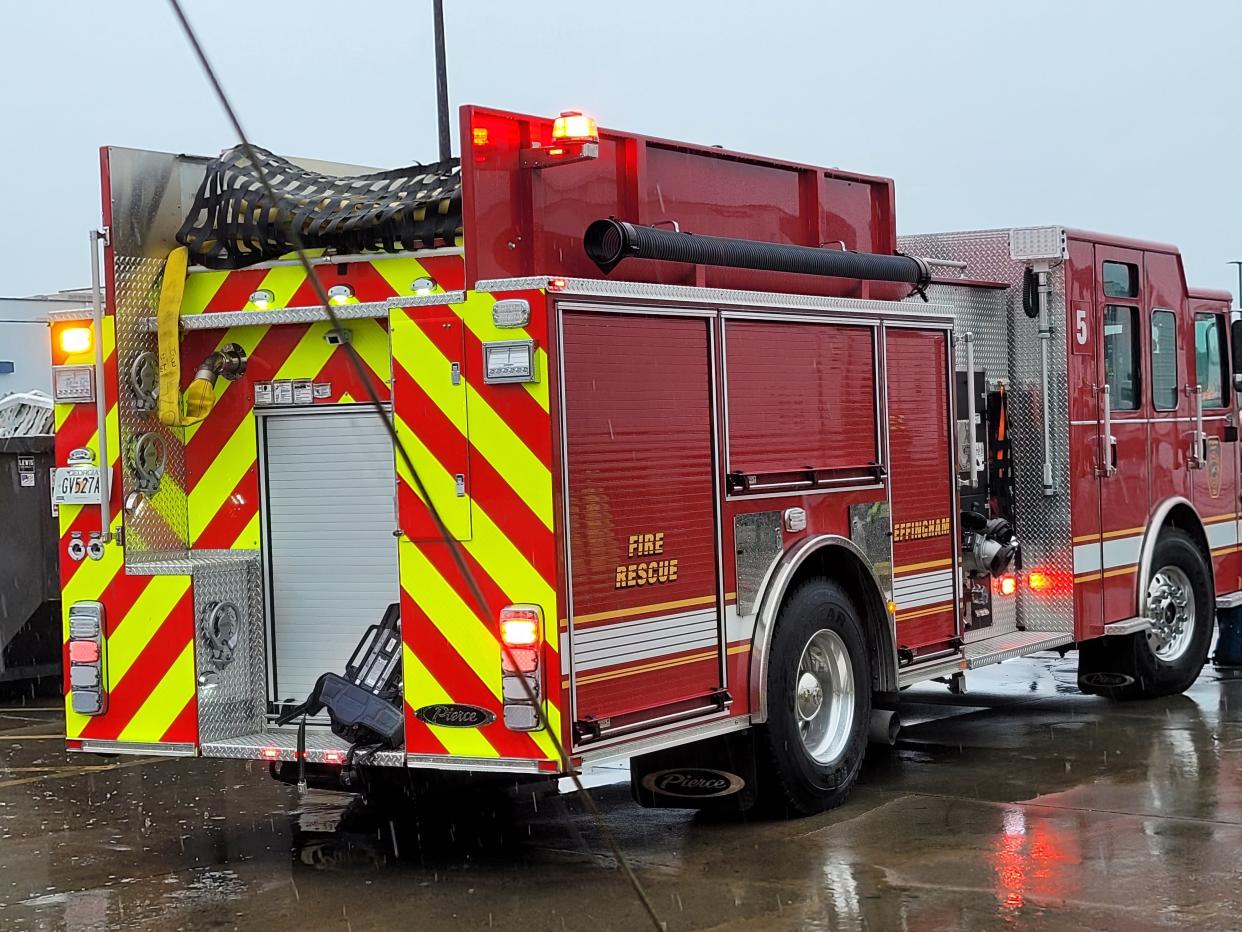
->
xmin=1162 ymin=504 xmax=1211 ymax=566
xmin=777 ymin=545 xmax=897 ymax=695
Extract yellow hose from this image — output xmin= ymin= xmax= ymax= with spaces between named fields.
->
xmin=156 ymin=246 xmax=213 ymax=427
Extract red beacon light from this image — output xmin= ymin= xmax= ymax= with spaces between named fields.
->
xmin=520 ymin=110 xmax=600 ymax=169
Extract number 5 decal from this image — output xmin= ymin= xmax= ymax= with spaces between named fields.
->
xmin=1071 ymin=307 xmax=1092 ymax=355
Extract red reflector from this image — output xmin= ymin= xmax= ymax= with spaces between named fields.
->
xmin=547 ymin=277 xmax=568 ymax=292
xmin=260 ymin=747 xmax=281 ymax=761
xmin=321 ymin=749 xmax=347 ymax=765
xmin=997 ymin=575 xmax=1018 ymax=597
xmin=537 ymin=759 xmax=560 ymax=772
xmin=69 ymin=640 xmax=100 ymax=664
xmin=503 ymin=647 xmax=540 ymax=675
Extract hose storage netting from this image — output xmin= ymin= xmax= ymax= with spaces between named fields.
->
xmin=176 ymin=146 xmax=461 ymax=269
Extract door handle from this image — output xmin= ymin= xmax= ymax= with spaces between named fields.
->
xmin=1097 ymin=383 xmax=1117 ymax=478
xmin=1188 ymin=384 xmax=1206 ymax=468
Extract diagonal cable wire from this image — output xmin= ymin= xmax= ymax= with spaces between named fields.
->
xmin=164 ymin=2 xmax=664 ymax=928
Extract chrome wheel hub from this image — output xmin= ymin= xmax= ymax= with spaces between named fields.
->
xmin=1145 ymin=565 xmax=1195 ymax=662
xmin=794 ymin=629 xmax=855 ymax=765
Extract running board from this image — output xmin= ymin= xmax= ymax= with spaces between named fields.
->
xmin=1217 ymin=591 xmax=1242 ymax=610
xmin=964 ymin=631 xmax=1073 ymax=669
xmin=1104 ymin=617 xmax=1152 ymax=636
xmin=201 ymin=729 xmax=404 ymax=767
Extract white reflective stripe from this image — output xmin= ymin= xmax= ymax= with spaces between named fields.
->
xmin=1073 ymin=544 xmax=1101 ymax=574
xmin=1207 ymin=519 xmax=1239 ymax=550
xmin=573 ymin=608 xmax=718 ymax=672
xmin=1102 ymin=535 xmax=1143 ymax=570
xmin=893 ymin=569 xmax=953 ymax=609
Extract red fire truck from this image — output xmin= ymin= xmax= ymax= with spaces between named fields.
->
xmin=47 ymin=105 xmax=1240 ymax=815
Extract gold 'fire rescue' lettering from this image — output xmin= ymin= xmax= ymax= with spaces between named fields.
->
xmin=892 ymin=517 xmax=951 ymax=542
xmin=617 ymin=530 xmax=677 ymax=588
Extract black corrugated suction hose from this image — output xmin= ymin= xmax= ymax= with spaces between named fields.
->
xmin=584 ymin=218 xmax=930 ymax=290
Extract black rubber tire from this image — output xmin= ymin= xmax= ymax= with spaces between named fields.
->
xmin=1078 ymin=528 xmax=1213 ymax=700
xmin=756 ymin=579 xmax=871 ymax=816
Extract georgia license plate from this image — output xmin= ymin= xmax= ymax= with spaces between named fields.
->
xmin=52 ymin=467 xmax=102 ymax=505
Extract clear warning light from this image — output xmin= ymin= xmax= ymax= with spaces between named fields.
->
xmin=552 ymin=111 xmax=598 ymax=144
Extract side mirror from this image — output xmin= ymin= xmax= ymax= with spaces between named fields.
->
xmin=1231 ymin=318 xmax=1242 ymax=373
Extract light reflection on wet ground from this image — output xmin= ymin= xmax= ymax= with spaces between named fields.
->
xmin=2 ymin=652 xmax=1240 ymax=930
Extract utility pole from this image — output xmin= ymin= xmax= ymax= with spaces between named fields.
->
xmin=433 ymin=0 xmax=451 ymax=162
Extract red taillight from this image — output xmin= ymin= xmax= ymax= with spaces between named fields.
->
xmin=260 ymin=747 xmax=281 ymax=761
xmin=997 ymin=574 xmax=1018 ymax=597
xmin=547 ymin=277 xmax=568 ymax=292
xmin=500 ymin=606 xmax=542 ymax=675
xmin=69 ymin=640 xmax=100 ymax=664
xmin=321 ymin=749 xmax=347 ymax=765
xmin=1028 ymin=570 xmax=1053 ymax=593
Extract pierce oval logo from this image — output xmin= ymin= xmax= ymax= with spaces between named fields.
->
xmin=640 ymin=768 xmax=746 ymax=798
xmin=415 ymin=704 xmax=496 ymax=728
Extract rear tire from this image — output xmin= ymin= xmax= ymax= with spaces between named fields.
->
xmin=1078 ymin=528 xmax=1213 ymax=699
xmin=757 ymin=579 xmax=871 ymax=816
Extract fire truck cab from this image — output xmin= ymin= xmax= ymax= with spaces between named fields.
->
xmin=48 ymin=106 xmax=1239 ymax=815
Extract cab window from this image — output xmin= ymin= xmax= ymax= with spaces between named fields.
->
xmin=1104 ymin=305 xmax=1141 ymax=410
xmin=1150 ymin=310 xmax=1178 ymax=411
xmin=1194 ymin=313 xmax=1229 ymax=409
xmin=1102 ymin=261 xmax=1139 ymax=298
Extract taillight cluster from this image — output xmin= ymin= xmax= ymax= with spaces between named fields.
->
xmin=68 ymin=601 xmax=108 ymax=715
xmin=499 ymin=604 xmax=544 ymax=731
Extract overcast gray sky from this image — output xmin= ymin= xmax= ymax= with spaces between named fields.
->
xmin=2 ymin=0 xmax=1239 ymax=297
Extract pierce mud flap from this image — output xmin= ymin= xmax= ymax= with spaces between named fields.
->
xmin=630 ymin=729 xmax=759 ymax=812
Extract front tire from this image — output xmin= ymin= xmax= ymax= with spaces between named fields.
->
xmin=757 ymin=579 xmax=871 ymax=816
xmin=1078 ymin=528 xmax=1213 ymax=699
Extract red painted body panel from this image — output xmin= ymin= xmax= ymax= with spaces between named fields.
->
xmin=884 ymin=327 xmax=957 ymax=654
xmin=561 ymin=311 xmax=723 ymax=734
xmin=460 ymin=106 xmax=904 ymax=301
xmin=725 ymin=321 xmax=878 ymax=476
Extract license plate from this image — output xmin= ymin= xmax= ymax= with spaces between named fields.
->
xmin=52 ymin=467 xmax=102 ymax=505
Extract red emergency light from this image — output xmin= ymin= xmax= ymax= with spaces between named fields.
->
xmin=520 ymin=111 xmax=600 ymax=169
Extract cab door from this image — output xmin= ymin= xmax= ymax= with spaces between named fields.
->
xmin=1095 ymin=247 xmax=1149 ymax=623
xmin=1188 ymin=305 xmax=1239 ymax=594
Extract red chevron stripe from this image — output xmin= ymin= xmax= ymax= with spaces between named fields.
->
xmin=203 ymin=269 xmax=269 ymax=313
xmin=400 ymin=593 xmax=544 ymax=759
xmin=402 ymin=701 xmax=448 ymax=755
xmin=78 ymin=588 xmax=193 ymax=740
xmin=185 ymin=323 xmax=307 ymax=489
xmin=193 ymin=463 xmax=259 ymax=549
xmin=98 ymin=571 xmax=154 ymax=638
xmin=311 ymin=326 xmax=391 ymax=402
xmin=413 ymin=313 xmax=552 ymax=469
xmin=160 ymin=695 xmax=199 ymax=744
xmin=416 ymin=255 xmax=466 ymax=293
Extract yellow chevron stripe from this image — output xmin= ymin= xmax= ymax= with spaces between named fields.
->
xmin=393 ymin=318 xmax=552 ymax=528
xmin=456 ymin=292 xmax=549 ymax=411
xmin=401 ymin=644 xmax=499 ymax=757
xmin=118 ymin=642 xmax=195 ymax=742
xmin=251 ymin=265 xmax=307 ymax=309
xmin=180 ymin=271 xmax=229 ymax=316
xmin=231 ymin=511 xmax=261 ymax=550
xmin=348 ymin=317 xmax=394 ymax=387
xmin=370 ymin=256 xmax=436 ymax=299
xmin=400 ymin=541 xmax=559 ymax=758
xmin=64 ymin=574 xmax=191 ymax=739
xmin=188 ymin=413 xmax=256 ymax=545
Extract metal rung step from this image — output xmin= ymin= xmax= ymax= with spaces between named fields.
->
xmin=200 ymin=729 xmax=404 ymax=767
xmin=964 ymin=631 xmax=1073 ymax=669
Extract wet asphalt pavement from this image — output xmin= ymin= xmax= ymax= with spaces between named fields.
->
xmin=2 ymin=652 xmax=1241 ymax=931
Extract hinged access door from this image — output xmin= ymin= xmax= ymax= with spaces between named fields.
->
xmin=390 ymin=307 xmax=472 ymax=542
xmin=560 ymin=307 xmax=726 ymax=746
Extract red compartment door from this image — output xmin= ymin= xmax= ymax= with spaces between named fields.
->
xmin=562 ymin=310 xmax=724 ymax=741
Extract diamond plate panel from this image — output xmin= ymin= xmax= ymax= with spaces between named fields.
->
xmin=192 ymin=553 xmax=266 ymax=744
xmin=900 ymin=230 xmax=1074 ymax=635
xmin=114 ymin=254 xmax=189 ymax=557
xmin=200 ymin=730 xmax=403 ymax=767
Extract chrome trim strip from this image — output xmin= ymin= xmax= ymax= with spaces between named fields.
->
xmin=76 ymin=739 xmax=196 ymax=757
xmin=1217 ymin=591 xmax=1242 ymax=609
xmin=897 ymin=656 xmax=966 ymax=687
xmin=404 ymin=754 xmax=547 ymax=774
xmin=387 ymin=291 xmax=466 ymax=309
xmin=47 ymin=307 xmax=95 ymax=322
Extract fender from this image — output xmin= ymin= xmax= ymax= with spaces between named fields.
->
xmin=748 ymin=534 xmax=897 ymax=724
xmin=1134 ymin=496 xmax=1211 ymax=617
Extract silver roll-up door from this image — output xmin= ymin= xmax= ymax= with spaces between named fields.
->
xmin=260 ymin=408 xmax=399 ymax=706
